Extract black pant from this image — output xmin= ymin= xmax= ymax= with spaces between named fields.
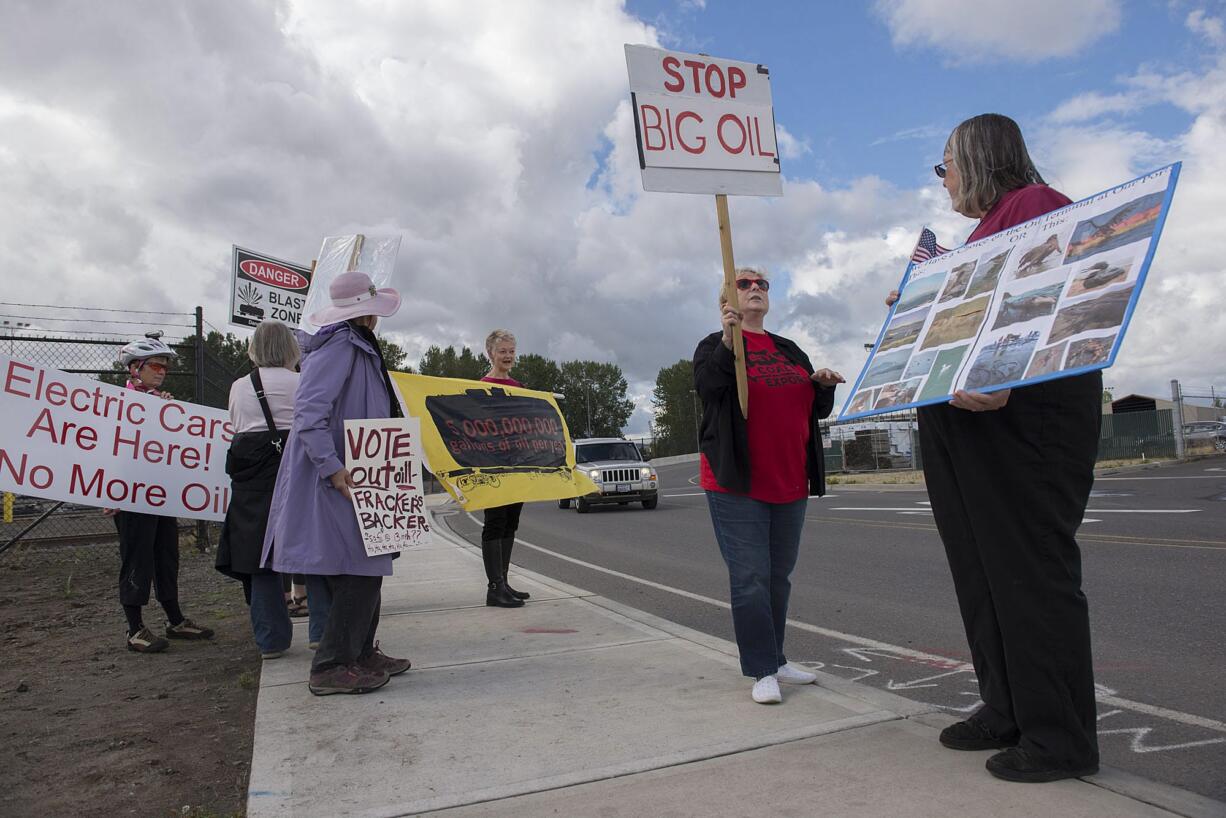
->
xmin=918 ymin=371 xmax=1101 ymax=770
xmin=311 ymin=575 xmax=382 ymax=673
xmin=115 ymin=511 xmax=179 ymax=607
xmin=482 ymin=503 xmax=523 ymax=541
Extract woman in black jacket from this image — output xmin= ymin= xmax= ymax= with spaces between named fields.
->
xmin=694 ymin=266 xmax=843 ymax=704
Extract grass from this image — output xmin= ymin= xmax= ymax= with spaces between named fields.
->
xmin=236 ymin=670 xmax=258 ymax=691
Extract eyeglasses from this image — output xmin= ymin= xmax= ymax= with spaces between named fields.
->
xmin=735 ymin=277 xmax=770 ymax=292
xmin=141 ymin=361 xmax=168 ymax=374
xmin=934 ymin=162 xmax=949 ymax=179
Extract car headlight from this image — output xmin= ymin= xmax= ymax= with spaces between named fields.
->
xmin=640 ymin=467 xmax=650 ymax=479
xmin=589 ymin=469 xmax=601 ymax=480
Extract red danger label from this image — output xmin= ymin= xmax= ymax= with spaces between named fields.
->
xmin=239 ymin=260 xmax=309 ymax=290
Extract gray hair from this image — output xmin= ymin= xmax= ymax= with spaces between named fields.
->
xmin=945 ymin=113 xmax=1045 ymax=217
xmin=249 ymin=320 xmax=301 ymax=369
xmin=719 ymin=266 xmax=771 ymax=305
xmin=485 ymin=329 xmax=516 ymax=357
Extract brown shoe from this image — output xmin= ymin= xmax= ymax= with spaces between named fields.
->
xmin=165 ymin=618 xmax=215 ymax=640
xmin=356 ymin=641 xmax=411 ymax=677
xmin=308 ymin=664 xmax=389 ymax=696
xmin=127 ymin=626 xmax=169 ymax=653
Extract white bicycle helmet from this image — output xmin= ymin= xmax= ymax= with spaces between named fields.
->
xmin=119 ymin=333 xmax=178 ymax=367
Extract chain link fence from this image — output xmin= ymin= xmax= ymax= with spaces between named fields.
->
xmin=1 ymin=321 xmax=248 ymax=553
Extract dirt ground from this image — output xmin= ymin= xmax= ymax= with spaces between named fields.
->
xmin=0 ymin=537 xmax=260 ymax=818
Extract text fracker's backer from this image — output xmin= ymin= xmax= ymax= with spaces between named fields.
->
xmin=625 ymin=44 xmax=784 ymax=418
xmin=228 ymin=245 xmax=315 ymax=329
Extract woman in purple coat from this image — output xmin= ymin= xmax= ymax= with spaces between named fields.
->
xmin=262 ymin=271 xmax=412 ymax=696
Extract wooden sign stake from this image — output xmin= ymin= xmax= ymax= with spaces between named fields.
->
xmin=715 ymin=194 xmax=749 ymax=418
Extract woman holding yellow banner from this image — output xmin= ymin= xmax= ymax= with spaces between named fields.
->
xmin=479 ymin=328 xmax=528 ymax=608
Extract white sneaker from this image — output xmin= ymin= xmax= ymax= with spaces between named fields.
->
xmin=776 ymin=662 xmax=817 ymax=685
xmin=752 ymin=675 xmax=782 ymax=704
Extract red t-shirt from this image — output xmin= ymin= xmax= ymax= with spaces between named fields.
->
xmin=967 ymin=184 xmax=1072 ymax=243
xmin=701 ymin=330 xmax=815 ymax=503
xmin=481 ymin=375 xmax=523 ymax=387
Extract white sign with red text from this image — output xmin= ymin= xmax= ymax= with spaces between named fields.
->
xmin=625 ymin=44 xmax=781 ymax=196
xmin=344 ymin=417 xmax=432 ymax=556
xmin=0 ymin=355 xmax=233 ymax=520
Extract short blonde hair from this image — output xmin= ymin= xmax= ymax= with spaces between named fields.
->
xmin=485 ymin=329 xmax=516 ymax=357
xmin=249 ymin=320 xmax=301 ymax=369
xmin=719 ymin=266 xmax=771 ymax=305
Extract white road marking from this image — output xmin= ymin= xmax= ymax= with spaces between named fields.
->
xmin=463 ymin=512 xmax=1226 ymax=736
xmin=827 ymin=507 xmax=1200 ymax=514
xmin=1096 ymin=475 xmax=1225 ymax=480
xmin=663 ymin=492 xmax=705 ymax=498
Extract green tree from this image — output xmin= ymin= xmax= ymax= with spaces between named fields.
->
xmin=556 ymin=360 xmax=634 ymax=438
xmin=417 ymin=345 xmax=489 ymax=379
xmin=378 ymin=337 xmax=412 ymax=373
xmin=651 ymin=359 xmax=700 ymax=457
xmin=512 ymin=352 xmax=562 ymax=393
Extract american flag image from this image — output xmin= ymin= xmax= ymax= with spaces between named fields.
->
xmin=910 ymin=227 xmax=949 ymax=263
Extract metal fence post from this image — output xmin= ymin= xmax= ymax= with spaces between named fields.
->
xmin=1171 ymin=379 xmax=1185 ymax=460
xmin=194 ymin=306 xmax=208 ymax=552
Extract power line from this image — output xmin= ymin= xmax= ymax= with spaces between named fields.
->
xmin=0 ymin=301 xmax=194 ymax=316
xmin=0 ymin=313 xmax=194 ymax=328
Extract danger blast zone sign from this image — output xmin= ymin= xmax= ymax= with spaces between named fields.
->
xmin=229 ymin=246 xmax=314 ymax=329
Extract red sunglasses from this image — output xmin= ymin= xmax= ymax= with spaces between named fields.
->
xmin=735 ymin=277 xmax=770 ymax=292
xmin=141 ymin=361 xmax=168 ymax=374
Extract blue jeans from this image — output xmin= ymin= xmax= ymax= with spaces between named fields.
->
xmin=248 ymin=573 xmax=292 ymax=654
xmin=706 ymin=492 xmax=808 ymax=678
xmin=304 ymin=574 xmax=333 ymax=645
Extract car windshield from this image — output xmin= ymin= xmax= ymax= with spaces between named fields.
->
xmin=575 ymin=442 xmax=641 ymax=463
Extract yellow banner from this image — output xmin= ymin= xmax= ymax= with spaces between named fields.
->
xmin=390 ymin=373 xmax=597 ymax=511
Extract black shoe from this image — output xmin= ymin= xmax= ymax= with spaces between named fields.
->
xmin=986 ymin=747 xmax=1098 ymax=783
xmin=486 ymin=580 xmax=524 ymax=608
xmin=505 ymin=583 xmax=530 ymax=600
xmin=939 ymin=717 xmax=1019 ymax=751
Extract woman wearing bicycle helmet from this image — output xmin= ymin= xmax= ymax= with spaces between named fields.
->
xmin=109 ymin=333 xmax=214 ymax=653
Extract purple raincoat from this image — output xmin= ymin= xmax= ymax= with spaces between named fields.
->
xmin=261 ymin=323 xmax=396 ymax=576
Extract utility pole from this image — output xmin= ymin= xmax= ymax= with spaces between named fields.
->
xmin=691 ymin=390 xmax=700 ymax=454
xmin=584 ymin=381 xmax=593 ymax=437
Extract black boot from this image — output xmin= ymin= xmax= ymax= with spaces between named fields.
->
xmin=501 ymin=536 xmax=530 ymax=600
xmin=482 ymin=538 xmax=523 ymax=608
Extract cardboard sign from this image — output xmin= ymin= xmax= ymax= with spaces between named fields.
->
xmin=625 ymin=44 xmax=782 ymax=196
xmin=0 ymin=355 xmax=233 ymax=520
xmin=344 ymin=417 xmax=431 ymax=556
xmin=839 ymin=164 xmax=1181 ymax=421
xmin=229 ymin=246 xmax=314 ymax=329
xmin=390 ymin=373 xmax=598 ymax=511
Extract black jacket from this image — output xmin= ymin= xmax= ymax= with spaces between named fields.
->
xmin=693 ymin=330 xmax=836 ymax=497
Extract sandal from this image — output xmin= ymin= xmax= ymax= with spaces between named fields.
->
xmin=287 ymin=595 xmax=309 ymax=618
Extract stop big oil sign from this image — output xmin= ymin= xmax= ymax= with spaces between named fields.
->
xmin=625 ymin=44 xmax=782 ymax=196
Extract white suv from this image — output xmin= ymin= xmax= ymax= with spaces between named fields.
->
xmin=560 ymin=438 xmax=659 ymax=512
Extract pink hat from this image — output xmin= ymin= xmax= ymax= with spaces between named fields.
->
xmin=308 ymin=271 xmax=402 ymax=325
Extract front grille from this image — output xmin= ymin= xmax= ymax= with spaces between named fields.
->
xmin=600 ymin=467 xmax=640 ymax=484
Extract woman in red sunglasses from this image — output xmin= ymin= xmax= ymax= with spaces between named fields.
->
xmin=693 ymin=266 xmax=844 ymax=705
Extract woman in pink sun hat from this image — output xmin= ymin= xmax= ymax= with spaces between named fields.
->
xmin=261 ymin=270 xmax=412 ymax=696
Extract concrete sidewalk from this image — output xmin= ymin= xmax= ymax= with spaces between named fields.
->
xmin=246 ymin=502 xmax=1225 ymax=818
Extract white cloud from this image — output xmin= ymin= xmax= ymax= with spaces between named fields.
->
xmin=775 ymin=123 xmax=811 ymax=160
xmin=1187 ymin=8 xmax=1226 ymax=47
xmin=874 ymin=0 xmax=1122 ymax=62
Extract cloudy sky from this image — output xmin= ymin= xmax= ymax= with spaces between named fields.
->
xmin=2 ymin=0 xmax=1223 ymax=431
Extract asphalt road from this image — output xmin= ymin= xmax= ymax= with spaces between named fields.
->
xmin=443 ymin=455 xmax=1226 ymax=802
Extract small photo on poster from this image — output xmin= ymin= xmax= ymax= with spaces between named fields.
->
xmin=966 ymin=248 xmax=1012 ymax=298
xmin=903 ymin=348 xmax=939 ymax=380
xmin=879 ymin=306 xmax=931 ymax=352
xmin=861 ymin=347 xmax=914 ymax=388
xmin=1013 ymin=231 xmax=1068 ymax=279
xmin=1024 ymin=341 xmax=1068 ymax=378
xmin=1066 ymin=333 xmax=1117 ymax=368
xmin=938 ymin=260 xmax=978 ymax=303
xmin=1066 ymin=250 xmax=1138 ymax=298
xmin=1065 ymin=191 xmax=1164 ymax=263
xmin=964 ymin=330 xmax=1042 ymax=391
xmin=874 ymin=378 xmax=922 ymax=410
xmin=991 ymin=280 xmax=1065 ymax=331
xmin=1048 ymin=284 xmax=1134 ymax=345
xmin=917 ymin=345 xmax=969 ymax=401
xmin=895 ymin=270 xmax=947 ymax=314
xmin=920 ymin=295 xmax=991 ymax=350
xmin=846 ymin=388 xmax=878 ymax=416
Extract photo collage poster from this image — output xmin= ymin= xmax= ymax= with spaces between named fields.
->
xmin=838 ymin=163 xmax=1181 ymax=421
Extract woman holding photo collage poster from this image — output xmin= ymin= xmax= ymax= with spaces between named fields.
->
xmin=887 ymin=114 xmax=1101 ymax=783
